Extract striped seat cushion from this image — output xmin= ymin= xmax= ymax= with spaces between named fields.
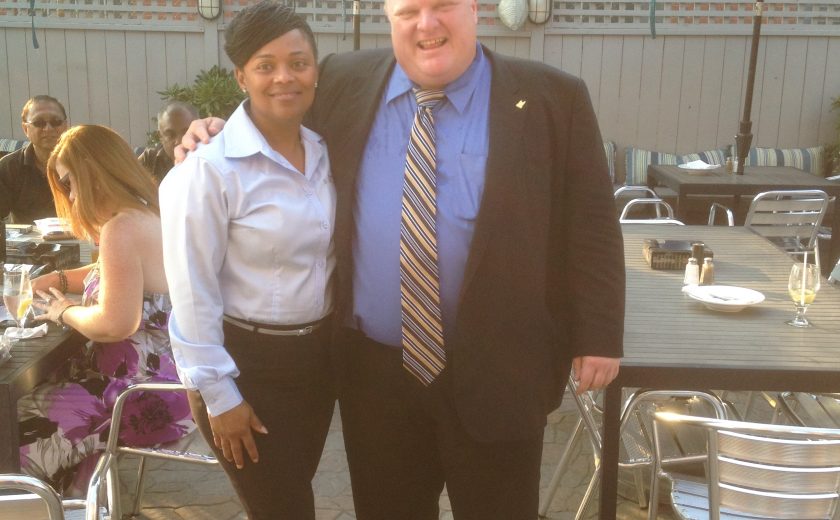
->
xmin=603 ymin=140 xmax=616 ymax=182
xmin=0 ymin=138 xmax=28 ymax=153
xmin=745 ymin=146 xmax=824 ymax=176
xmin=625 ymin=147 xmax=726 ymax=185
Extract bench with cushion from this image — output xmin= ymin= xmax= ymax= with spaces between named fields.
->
xmin=0 ymin=138 xmax=28 ymax=159
xmin=620 ymin=144 xmax=828 ymax=224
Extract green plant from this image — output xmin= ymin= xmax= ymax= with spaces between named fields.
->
xmin=148 ymin=65 xmax=246 ymax=146
xmin=827 ymin=95 xmax=840 ymax=176
xmin=159 ymin=65 xmax=245 ymax=119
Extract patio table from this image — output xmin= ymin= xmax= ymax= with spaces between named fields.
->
xmin=598 ymin=224 xmax=840 ymax=519
xmin=646 ymin=164 xmax=840 ymax=266
xmin=0 ymin=325 xmax=84 ymax=472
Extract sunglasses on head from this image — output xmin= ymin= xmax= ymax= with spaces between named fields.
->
xmin=57 ymin=174 xmax=72 ymax=194
xmin=27 ymin=118 xmax=65 ymax=129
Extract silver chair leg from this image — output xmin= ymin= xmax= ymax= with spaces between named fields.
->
xmin=632 ymin=467 xmax=648 ymax=508
xmin=539 ymin=416 xmax=584 ymax=517
xmin=130 ymin=455 xmax=148 ymax=517
xmin=575 ymin=463 xmax=600 ymax=520
xmin=106 ymin=453 xmax=122 ymax=520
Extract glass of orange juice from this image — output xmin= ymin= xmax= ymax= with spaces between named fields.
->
xmin=786 ymin=262 xmax=820 ymax=328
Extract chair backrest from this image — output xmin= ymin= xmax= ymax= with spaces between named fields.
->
xmin=619 ymin=198 xmax=683 ymax=224
xmin=567 ymin=377 xmax=727 ymax=464
xmin=829 ymin=258 xmax=840 ymax=285
xmin=744 ymin=190 xmax=830 ymax=252
xmin=0 ymin=474 xmax=65 ymax=520
xmin=656 ymin=412 xmax=840 ymax=520
xmin=778 ymin=392 xmax=840 ymax=429
xmin=614 ymin=186 xmax=659 ymax=200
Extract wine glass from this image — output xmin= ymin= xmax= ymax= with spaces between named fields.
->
xmin=2 ymin=269 xmax=33 ymax=327
xmin=786 ymin=262 xmax=820 ymax=328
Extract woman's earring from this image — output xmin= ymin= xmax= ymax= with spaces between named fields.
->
xmin=241 ymin=88 xmax=247 ymax=93
xmin=314 ymin=82 xmax=319 ymax=88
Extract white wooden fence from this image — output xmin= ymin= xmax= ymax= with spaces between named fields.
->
xmin=1 ymin=0 xmax=839 ymax=180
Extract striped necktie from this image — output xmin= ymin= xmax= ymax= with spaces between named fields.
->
xmin=401 ymin=88 xmax=447 ymax=385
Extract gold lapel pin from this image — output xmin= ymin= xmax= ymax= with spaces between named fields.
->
xmin=516 ymin=100 xmax=526 ymax=109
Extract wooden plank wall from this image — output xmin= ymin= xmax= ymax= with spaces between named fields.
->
xmin=1 ymin=26 xmax=838 ymax=182
xmin=541 ymin=33 xmax=840 ymax=180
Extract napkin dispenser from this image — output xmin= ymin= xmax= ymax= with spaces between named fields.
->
xmin=643 ymin=239 xmax=713 ymax=270
xmin=5 ymin=241 xmax=80 ymax=271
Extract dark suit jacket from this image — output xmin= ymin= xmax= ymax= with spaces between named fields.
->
xmin=308 ymin=46 xmax=625 ymax=443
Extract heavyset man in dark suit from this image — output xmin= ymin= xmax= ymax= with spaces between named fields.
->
xmin=308 ymin=0 xmax=624 ymax=516
xmin=181 ymin=0 xmax=625 ymax=515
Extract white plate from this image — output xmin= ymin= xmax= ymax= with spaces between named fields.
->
xmin=683 ymin=285 xmax=765 ymax=312
xmin=678 ymin=160 xmax=720 ymax=170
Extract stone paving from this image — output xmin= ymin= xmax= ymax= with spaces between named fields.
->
xmin=115 ymin=394 xmax=683 ymax=520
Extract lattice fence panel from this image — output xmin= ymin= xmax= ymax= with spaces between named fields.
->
xmin=551 ymin=1 xmax=840 ymax=31
xmin=1 ymin=0 xmax=839 ymax=32
xmin=0 ymin=0 xmax=506 ymax=29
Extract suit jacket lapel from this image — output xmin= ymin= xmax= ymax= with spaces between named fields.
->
xmin=459 ymin=51 xmax=528 ymax=300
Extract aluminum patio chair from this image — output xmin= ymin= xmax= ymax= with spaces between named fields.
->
xmin=649 ymin=411 xmax=840 ymax=520
xmin=87 ymin=382 xmax=218 ymax=519
xmin=0 ymin=473 xmax=105 ymax=520
xmin=743 ymin=189 xmax=829 ymax=270
xmin=538 ymin=377 xmax=728 ymax=519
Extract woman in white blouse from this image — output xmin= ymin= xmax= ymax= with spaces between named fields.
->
xmin=159 ymin=3 xmax=335 ymax=518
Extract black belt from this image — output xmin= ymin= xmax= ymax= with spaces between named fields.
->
xmin=223 ymin=314 xmax=329 ymax=336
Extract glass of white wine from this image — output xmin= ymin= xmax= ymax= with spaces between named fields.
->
xmin=2 ymin=269 xmax=33 ymax=327
xmin=786 ymin=262 xmax=820 ymax=328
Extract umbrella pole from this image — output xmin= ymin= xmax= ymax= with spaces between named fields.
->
xmin=735 ymin=0 xmax=764 ymax=175
xmin=353 ymin=0 xmax=361 ymax=50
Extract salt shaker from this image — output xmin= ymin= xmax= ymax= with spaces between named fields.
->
xmin=700 ymin=257 xmax=715 ymax=285
xmin=684 ymin=257 xmax=700 ymax=286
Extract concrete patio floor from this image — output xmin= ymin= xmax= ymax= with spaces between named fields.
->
xmin=112 ymin=390 xmax=689 ymax=520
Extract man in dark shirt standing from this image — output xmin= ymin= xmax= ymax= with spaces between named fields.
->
xmin=138 ymin=101 xmax=198 ymax=183
xmin=0 ymin=95 xmax=68 ymax=224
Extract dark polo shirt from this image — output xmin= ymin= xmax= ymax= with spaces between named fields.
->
xmin=0 ymin=143 xmax=57 ymax=225
xmin=138 ymin=145 xmax=174 ymax=184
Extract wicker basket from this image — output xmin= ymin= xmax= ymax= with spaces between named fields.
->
xmin=643 ymin=239 xmax=713 ymax=270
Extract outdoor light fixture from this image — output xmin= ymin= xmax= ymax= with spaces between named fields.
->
xmin=197 ymin=0 xmax=221 ymax=20
xmin=528 ymin=0 xmax=551 ymax=25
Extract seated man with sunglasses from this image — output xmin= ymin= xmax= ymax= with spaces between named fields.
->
xmin=0 ymin=95 xmax=68 ymax=224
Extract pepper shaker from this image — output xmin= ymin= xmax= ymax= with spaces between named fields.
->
xmin=700 ymin=257 xmax=715 ymax=285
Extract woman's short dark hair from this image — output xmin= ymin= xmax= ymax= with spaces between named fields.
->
xmin=224 ymin=1 xmax=318 ymax=68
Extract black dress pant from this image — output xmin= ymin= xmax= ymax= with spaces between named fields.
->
xmin=188 ymin=321 xmax=335 ymax=520
xmin=336 ymin=328 xmax=544 ymax=520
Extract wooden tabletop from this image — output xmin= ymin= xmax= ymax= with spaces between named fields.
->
xmin=646 ymin=164 xmax=840 ymax=268
xmin=621 ymin=224 xmax=840 ymax=379
xmin=646 ymin=164 xmax=840 ymax=197
xmin=0 ymin=324 xmax=84 ymax=472
xmin=599 ymin=224 xmax=840 ymax=519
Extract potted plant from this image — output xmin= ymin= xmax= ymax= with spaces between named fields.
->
xmin=147 ymin=66 xmax=246 ymax=146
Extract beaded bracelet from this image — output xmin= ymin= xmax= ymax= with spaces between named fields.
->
xmin=57 ymin=270 xmax=68 ymax=293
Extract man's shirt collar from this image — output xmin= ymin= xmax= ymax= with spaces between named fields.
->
xmin=385 ymin=43 xmax=487 ymax=115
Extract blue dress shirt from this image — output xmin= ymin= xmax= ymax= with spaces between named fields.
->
xmin=351 ymin=44 xmax=491 ymax=347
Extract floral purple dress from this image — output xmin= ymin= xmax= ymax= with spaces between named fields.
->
xmin=17 ymin=265 xmax=194 ymax=496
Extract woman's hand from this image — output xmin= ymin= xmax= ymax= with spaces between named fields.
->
xmin=31 ymin=271 xmax=59 ymax=294
xmin=32 ymin=288 xmax=77 ymax=324
xmin=207 ymin=400 xmax=268 ymax=469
